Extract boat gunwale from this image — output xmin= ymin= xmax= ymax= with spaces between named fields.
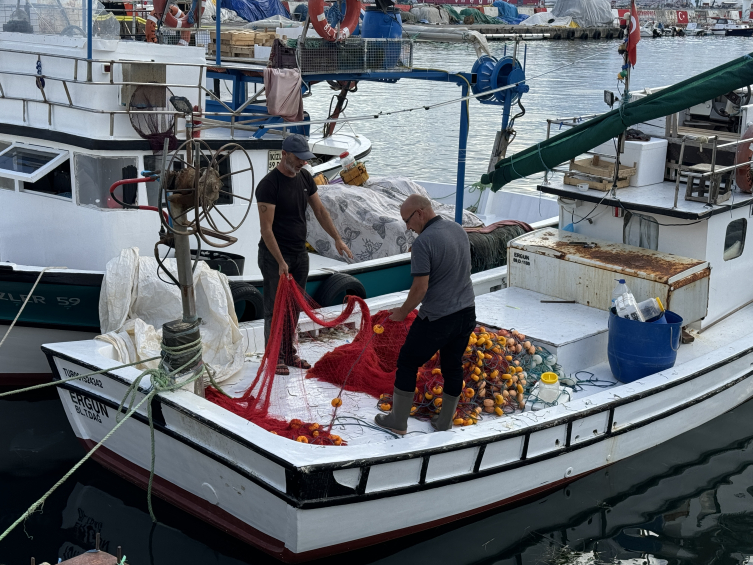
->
xmin=41 ymin=338 xmax=753 ymax=508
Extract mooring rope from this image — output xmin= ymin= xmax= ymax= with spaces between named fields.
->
xmin=0 ymin=266 xmax=66 ymax=351
xmin=0 ymin=337 xmax=214 ymax=543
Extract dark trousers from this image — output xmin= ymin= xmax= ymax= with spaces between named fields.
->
xmin=258 ymin=245 xmax=309 ymax=359
xmin=394 ymin=306 xmax=476 ymax=398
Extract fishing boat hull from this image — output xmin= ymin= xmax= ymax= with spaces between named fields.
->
xmin=725 ymin=28 xmax=753 ymax=36
xmin=43 ymin=324 xmax=753 ymax=562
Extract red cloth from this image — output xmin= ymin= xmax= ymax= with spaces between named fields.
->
xmin=627 ymin=0 xmax=640 ymax=67
xmin=463 ymin=219 xmax=533 ymax=235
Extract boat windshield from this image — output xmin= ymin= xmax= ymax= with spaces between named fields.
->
xmin=0 ymin=0 xmax=119 ymax=39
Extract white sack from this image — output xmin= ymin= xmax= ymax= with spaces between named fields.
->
xmin=96 ymin=248 xmax=244 ymax=383
xmin=306 ymin=177 xmax=482 ymax=263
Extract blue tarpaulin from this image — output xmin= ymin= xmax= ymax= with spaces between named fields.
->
xmin=493 ymin=1 xmax=518 ymax=20
xmin=221 ymin=0 xmax=289 ymax=22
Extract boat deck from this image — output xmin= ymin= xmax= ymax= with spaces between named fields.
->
xmin=219 ymin=283 xmax=753 ymax=446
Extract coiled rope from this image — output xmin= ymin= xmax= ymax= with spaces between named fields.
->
xmin=0 ymin=337 xmax=216 ymax=543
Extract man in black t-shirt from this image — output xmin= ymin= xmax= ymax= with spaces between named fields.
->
xmin=257 ymin=134 xmax=353 ymax=375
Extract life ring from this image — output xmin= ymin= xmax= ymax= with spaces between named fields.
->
xmin=735 ymin=124 xmax=753 ymax=193
xmin=309 ymin=0 xmax=362 ymax=42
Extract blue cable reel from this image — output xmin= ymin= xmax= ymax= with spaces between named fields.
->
xmin=471 ymin=55 xmax=529 ymax=106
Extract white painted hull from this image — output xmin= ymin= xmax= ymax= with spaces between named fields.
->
xmin=45 ymin=320 xmax=753 ymax=561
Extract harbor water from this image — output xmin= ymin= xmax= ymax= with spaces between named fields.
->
xmin=4 ymin=37 xmax=753 ymax=564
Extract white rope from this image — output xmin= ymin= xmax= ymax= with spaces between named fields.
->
xmin=0 ymin=266 xmax=67 ymax=351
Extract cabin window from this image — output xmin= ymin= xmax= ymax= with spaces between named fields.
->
xmin=143 ymin=154 xmax=233 ymax=207
xmin=0 ymin=144 xmax=70 ymax=199
xmin=623 ymin=211 xmax=659 ymax=251
xmin=75 ymin=155 xmax=139 ymax=209
xmin=724 ymin=218 xmax=746 ymax=261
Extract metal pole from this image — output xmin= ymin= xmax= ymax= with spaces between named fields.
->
xmin=455 ymin=83 xmax=469 ymax=225
xmin=173 ymin=234 xmax=198 ymax=323
xmin=86 ymin=0 xmax=93 ymax=81
xmin=215 ymin=0 xmax=221 ymax=66
xmin=610 ymin=33 xmax=632 ymax=197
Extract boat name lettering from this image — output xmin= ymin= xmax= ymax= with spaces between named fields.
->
xmin=56 ymin=297 xmax=81 ymax=307
xmin=513 ymin=252 xmax=531 ymax=266
xmin=0 ymin=292 xmax=46 ymax=304
xmin=69 ymin=391 xmax=109 ymax=423
xmin=63 ymin=367 xmax=103 ymax=388
xmin=268 ymin=150 xmax=282 ymax=172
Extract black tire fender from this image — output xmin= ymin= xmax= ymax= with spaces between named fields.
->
xmin=566 ymin=29 xmax=576 ymax=39
xmin=229 ymin=281 xmax=264 ymax=322
xmin=313 ymin=273 xmax=367 ymax=307
xmin=592 ymin=30 xmax=601 ymax=39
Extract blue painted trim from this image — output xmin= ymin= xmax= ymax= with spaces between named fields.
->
xmin=455 ymin=83 xmax=469 ymax=224
xmin=87 ymin=0 xmax=93 ymax=62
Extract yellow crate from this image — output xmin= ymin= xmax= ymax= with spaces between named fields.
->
xmin=339 ymin=163 xmax=369 ymax=186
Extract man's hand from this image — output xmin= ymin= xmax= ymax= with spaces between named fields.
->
xmin=336 ymin=239 xmax=353 ymax=259
xmin=388 ymin=307 xmax=408 ymax=322
xmin=279 ymin=261 xmax=289 ymax=276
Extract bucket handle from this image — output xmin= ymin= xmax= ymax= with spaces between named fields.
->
xmin=670 ymin=326 xmax=680 ymax=352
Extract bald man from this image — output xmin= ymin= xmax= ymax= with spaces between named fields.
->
xmin=375 ymin=195 xmax=476 ymax=434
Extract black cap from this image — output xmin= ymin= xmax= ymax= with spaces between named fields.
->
xmin=282 ymin=134 xmax=316 ymax=160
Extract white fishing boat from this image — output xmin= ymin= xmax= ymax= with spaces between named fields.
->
xmin=0 ymin=7 xmax=558 ymax=385
xmin=34 ymin=51 xmax=753 ymax=562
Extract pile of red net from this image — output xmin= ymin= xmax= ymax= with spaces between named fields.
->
xmin=305 ymin=308 xmax=417 ymax=398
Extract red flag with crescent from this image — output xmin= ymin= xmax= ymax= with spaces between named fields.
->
xmin=627 ymin=0 xmax=640 ymax=66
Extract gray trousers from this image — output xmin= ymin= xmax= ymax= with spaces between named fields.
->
xmin=258 ymin=245 xmax=309 ymax=360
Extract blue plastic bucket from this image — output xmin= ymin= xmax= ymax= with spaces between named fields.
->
xmin=362 ymin=6 xmax=403 ymax=68
xmin=607 ymin=310 xmax=683 ymax=383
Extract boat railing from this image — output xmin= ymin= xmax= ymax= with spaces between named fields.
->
xmin=0 ymin=45 xmax=299 ymax=139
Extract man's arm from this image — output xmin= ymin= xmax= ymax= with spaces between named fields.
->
xmin=258 ymin=203 xmax=289 ymax=275
xmin=308 ymin=192 xmax=354 ymax=259
xmin=389 ymin=275 xmax=429 ymax=321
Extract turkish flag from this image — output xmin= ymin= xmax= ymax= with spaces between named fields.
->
xmin=627 ymin=0 xmax=640 ymax=67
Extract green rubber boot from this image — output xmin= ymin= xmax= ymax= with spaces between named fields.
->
xmin=431 ymin=393 xmax=460 ymax=432
xmin=374 ymin=387 xmax=414 ymax=436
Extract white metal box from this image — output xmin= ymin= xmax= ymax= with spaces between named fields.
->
xmin=508 ymin=229 xmax=710 ymax=324
xmin=594 ymin=137 xmax=669 ymax=187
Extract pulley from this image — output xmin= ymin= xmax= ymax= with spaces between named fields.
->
xmin=471 ymin=55 xmax=528 ymax=106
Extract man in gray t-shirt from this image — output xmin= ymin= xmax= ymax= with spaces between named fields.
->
xmin=375 ymin=195 xmax=476 ymax=435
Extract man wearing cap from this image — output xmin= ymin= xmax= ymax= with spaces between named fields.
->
xmin=257 ymin=134 xmax=353 ymax=375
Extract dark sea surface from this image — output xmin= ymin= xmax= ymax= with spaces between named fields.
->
xmin=4 ymin=37 xmax=753 ymax=565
